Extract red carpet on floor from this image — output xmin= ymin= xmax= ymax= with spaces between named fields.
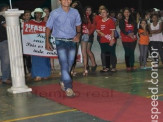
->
xmin=31 ymin=82 xmax=163 ymax=122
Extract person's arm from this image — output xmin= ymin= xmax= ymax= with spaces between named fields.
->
xmin=88 ymin=20 xmax=96 ymax=35
xmin=109 ymin=30 xmax=115 ymax=46
xmin=73 ymin=10 xmax=82 ymax=42
xmin=73 ymin=25 xmax=81 ymax=42
xmin=150 ymin=22 xmax=162 ymax=34
xmin=119 ymin=19 xmax=128 ymax=35
xmin=96 ymin=30 xmax=105 ymax=37
xmin=133 ymin=22 xmax=138 ymax=35
xmin=0 ymin=16 xmax=6 ymax=28
xmin=2 ymin=23 xmax=6 ymax=28
xmin=45 ymin=27 xmax=53 ymax=51
xmin=109 ymin=20 xmax=116 ymax=46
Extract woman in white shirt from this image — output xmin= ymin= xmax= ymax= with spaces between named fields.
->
xmin=149 ymin=13 xmax=163 ymax=65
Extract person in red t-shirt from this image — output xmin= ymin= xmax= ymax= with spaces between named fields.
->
xmin=94 ymin=5 xmax=105 ymax=44
xmin=96 ymin=8 xmax=116 ymax=72
xmin=119 ymin=7 xmax=137 ymax=72
xmin=81 ymin=6 xmax=97 ymax=76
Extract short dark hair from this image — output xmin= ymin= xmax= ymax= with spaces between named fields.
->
xmin=151 ymin=13 xmax=159 ymax=19
xmin=24 ymin=10 xmax=31 ymax=15
xmin=0 ymin=3 xmax=9 ymax=12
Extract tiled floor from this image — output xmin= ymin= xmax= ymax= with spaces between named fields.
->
xmin=0 ymin=63 xmax=163 ymax=122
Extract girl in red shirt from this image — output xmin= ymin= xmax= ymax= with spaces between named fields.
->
xmin=119 ymin=7 xmax=137 ymax=71
xmin=96 ymin=8 xmax=116 ymax=72
xmin=81 ymin=6 xmax=96 ymax=76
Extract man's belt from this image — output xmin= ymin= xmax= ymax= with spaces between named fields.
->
xmin=55 ymin=38 xmax=73 ymax=41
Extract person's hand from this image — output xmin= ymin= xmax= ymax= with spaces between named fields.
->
xmin=128 ymin=33 xmax=134 ymax=39
xmin=109 ymin=39 xmax=115 ymax=46
xmin=104 ymin=34 xmax=111 ymax=40
xmin=128 ymin=32 xmax=134 ymax=37
xmin=73 ymin=34 xmax=81 ymax=42
xmin=45 ymin=41 xmax=53 ymax=51
xmin=82 ymin=28 xmax=89 ymax=34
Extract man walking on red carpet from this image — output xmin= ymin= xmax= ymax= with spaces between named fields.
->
xmin=45 ymin=0 xmax=81 ymax=97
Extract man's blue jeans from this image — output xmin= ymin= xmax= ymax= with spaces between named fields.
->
xmin=55 ymin=39 xmax=77 ymax=90
xmin=0 ymin=40 xmax=11 ymax=82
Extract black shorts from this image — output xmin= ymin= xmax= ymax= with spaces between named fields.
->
xmin=88 ymin=34 xmax=94 ymax=43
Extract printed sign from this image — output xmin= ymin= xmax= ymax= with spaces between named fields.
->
xmin=22 ymin=20 xmax=57 ymax=58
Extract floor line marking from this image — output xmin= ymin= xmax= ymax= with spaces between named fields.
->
xmin=146 ymin=94 xmax=163 ymax=98
xmin=2 ymin=109 xmax=77 ymax=122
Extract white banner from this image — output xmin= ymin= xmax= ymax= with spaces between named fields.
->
xmin=22 ymin=20 xmax=57 ymax=58
xmin=22 ymin=33 xmax=57 ymax=57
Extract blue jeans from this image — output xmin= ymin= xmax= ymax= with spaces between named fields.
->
xmin=55 ymin=39 xmax=77 ymax=90
xmin=139 ymin=44 xmax=148 ymax=66
xmin=0 ymin=40 xmax=11 ymax=82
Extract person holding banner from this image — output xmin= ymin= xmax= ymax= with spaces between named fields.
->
xmin=22 ymin=10 xmax=32 ymax=76
xmin=0 ymin=4 xmax=11 ymax=85
xmin=30 ymin=8 xmax=51 ymax=81
xmin=45 ymin=0 xmax=81 ymax=97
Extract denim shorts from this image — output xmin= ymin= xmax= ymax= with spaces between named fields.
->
xmin=81 ymin=34 xmax=89 ymax=42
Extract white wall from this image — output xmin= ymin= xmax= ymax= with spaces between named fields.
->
xmin=51 ymin=0 xmax=60 ymax=10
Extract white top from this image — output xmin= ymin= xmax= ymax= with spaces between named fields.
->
xmin=149 ymin=22 xmax=163 ymax=42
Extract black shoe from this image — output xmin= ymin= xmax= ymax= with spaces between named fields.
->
xmin=86 ymin=65 xmax=90 ymax=71
xmin=91 ymin=65 xmax=97 ymax=72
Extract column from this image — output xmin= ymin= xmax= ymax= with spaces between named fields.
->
xmin=51 ymin=0 xmax=60 ymax=10
xmin=3 ymin=9 xmax=32 ymax=94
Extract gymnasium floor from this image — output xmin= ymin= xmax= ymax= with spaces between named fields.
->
xmin=0 ymin=63 xmax=163 ymax=122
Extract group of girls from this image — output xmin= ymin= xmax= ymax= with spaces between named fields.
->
xmin=74 ymin=0 xmax=163 ymax=74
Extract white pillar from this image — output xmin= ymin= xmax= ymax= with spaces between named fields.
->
xmin=51 ymin=0 xmax=60 ymax=10
xmin=2 ymin=9 xmax=32 ymax=94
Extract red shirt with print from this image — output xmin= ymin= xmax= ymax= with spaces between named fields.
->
xmin=120 ymin=20 xmax=137 ymax=42
xmin=96 ymin=18 xmax=115 ymax=43
xmin=82 ymin=17 xmax=96 ymax=35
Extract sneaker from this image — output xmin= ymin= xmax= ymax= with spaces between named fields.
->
xmin=60 ymin=82 xmax=65 ymax=91
xmin=65 ymin=88 xmax=75 ymax=97
xmin=147 ymin=58 xmax=152 ymax=62
xmin=144 ymin=67 xmax=151 ymax=69
xmin=111 ymin=68 xmax=117 ymax=72
xmin=100 ymin=68 xmax=110 ymax=73
xmin=71 ymin=71 xmax=77 ymax=76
